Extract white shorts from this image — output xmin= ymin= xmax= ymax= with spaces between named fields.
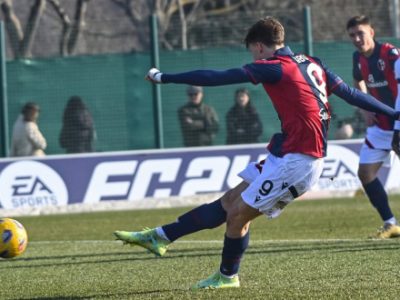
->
xmin=359 ymin=143 xmax=393 ymax=165
xmin=239 ymin=153 xmax=323 ymax=219
xmin=359 ymin=126 xmax=394 ymax=166
xmin=364 ymin=126 xmax=393 ymax=150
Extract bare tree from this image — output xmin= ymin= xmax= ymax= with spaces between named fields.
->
xmin=47 ymin=0 xmax=90 ymax=56
xmin=0 ymin=0 xmax=91 ymax=58
xmin=1 ymin=0 xmax=46 ymax=58
xmin=111 ymin=0 xmax=250 ymax=50
xmin=47 ymin=0 xmax=71 ymax=55
xmin=176 ymin=0 xmax=187 ymax=49
xmin=110 ymin=0 xmax=153 ymax=51
xmin=0 ymin=0 xmax=395 ymax=58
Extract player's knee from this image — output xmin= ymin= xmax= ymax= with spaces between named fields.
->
xmin=226 ymin=206 xmax=247 ymax=230
xmin=226 ymin=213 xmax=250 ymax=237
xmin=221 ymin=182 xmax=248 ymax=211
xmin=357 ymin=167 xmax=375 ymax=184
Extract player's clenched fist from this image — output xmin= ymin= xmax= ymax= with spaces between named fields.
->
xmin=146 ymin=68 xmax=163 ymax=83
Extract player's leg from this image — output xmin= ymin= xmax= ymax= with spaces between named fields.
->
xmin=358 ymin=161 xmax=391 ymax=219
xmin=160 ymin=181 xmax=248 ymax=242
xmin=358 ymin=145 xmax=400 ymax=238
xmin=192 ymin=153 xmax=324 ymax=289
xmin=113 ymin=181 xmax=249 ymax=256
xmin=191 ymin=197 xmax=260 ymax=290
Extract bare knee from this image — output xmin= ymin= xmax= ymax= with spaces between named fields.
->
xmin=221 ymin=181 xmax=248 ymax=211
xmin=225 ymin=199 xmax=261 ymax=238
xmin=358 ymin=165 xmax=377 ymax=184
xmin=226 ymin=206 xmax=250 ymax=237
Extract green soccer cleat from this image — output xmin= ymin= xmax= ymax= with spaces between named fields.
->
xmin=191 ymin=271 xmax=240 ymax=290
xmin=372 ymin=223 xmax=400 ymax=239
xmin=113 ymin=227 xmax=170 ymax=257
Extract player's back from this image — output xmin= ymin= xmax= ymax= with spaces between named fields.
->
xmin=245 ymin=49 xmax=333 ymax=158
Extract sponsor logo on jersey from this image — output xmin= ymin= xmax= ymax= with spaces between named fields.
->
xmin=366 ymin=80 xmax=388 ymax=88
xmin=319 ymin=108 xmax=330 ymax=121
xmin=367 ymin=73 xmax=388 ymax=87
xmin=368 ymin=74 xmax=374 ymax=82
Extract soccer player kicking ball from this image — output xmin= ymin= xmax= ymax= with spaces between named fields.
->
xmin=114 ymin=17 xmax=400 ymax=290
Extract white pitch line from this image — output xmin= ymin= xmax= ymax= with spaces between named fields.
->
xmin=28 ymin=238 xmax=391 ymax=245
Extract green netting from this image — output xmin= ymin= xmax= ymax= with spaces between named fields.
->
xmin=6 ymin=39 xmax=400 ymax=154
xmin=7 ymin=53 xmax=153 ymax=154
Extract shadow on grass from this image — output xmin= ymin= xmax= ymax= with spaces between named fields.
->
xmin=2 ymin=240 xmax=399 ymax=270
xmin=11 ymin=288 xmax=184 ymax=300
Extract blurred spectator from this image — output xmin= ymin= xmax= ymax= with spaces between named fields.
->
xmin=334 ymin=108 xmax=366 ymax=140
xmin=335 ymin=121 xmax=354 ymax=139
xmin=11 ymin=102 xmax=47 ymax=157
xmin=226 ymin=88 xmax=263 ymax=144
xmin=351 ymin=108 xmax=367 ymax=137
xmin=60 ymin=96 xmax=95 ymax=153
xmin=178 ymin=86 xmax=219 ymax=147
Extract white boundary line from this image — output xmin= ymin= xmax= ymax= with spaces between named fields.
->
xmin=29 ymin=238 xmax=395 ymax=245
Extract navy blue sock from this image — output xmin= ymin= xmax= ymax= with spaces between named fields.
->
xmin=162 ymin=199 xmax=226 ymax=242
xmin=220 ymin=231 xmax=250 ymax=276
xmin=363 ymin=178 xmax=393 ymax=221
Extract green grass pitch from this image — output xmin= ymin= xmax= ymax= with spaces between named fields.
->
xmin=1 ymin=195 xmax=400 ymax=299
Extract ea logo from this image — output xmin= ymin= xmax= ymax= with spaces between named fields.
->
xmin=318 ymin=145 xmax=361 ymax=191
xmin=0 ymin=161 xmax=68 ymax=209
xmin=322 ymin=145 xmax=359 ymax=178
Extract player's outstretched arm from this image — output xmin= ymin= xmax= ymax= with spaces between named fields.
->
xmin=332 ymin=81 xmax=399 ymax=120
xmin=146 ymin=68 xmax=251 ymax=86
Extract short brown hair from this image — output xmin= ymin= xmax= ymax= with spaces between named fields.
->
xmin=346 ymin=15 xmax=372 ymax=30
xmin=244 ymin=17 xmax=285 ymax=48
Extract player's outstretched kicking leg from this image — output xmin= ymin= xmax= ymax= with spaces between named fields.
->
xmin=115 ymin=222 xmax=241 ymax=289
xmin=114 ymin=227 xmax=170 ymax=257
xmin=114 ymin=182 xmax=249 ymax=289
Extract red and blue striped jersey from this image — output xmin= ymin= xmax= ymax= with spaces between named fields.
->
xmin=244 ymin=47 xmax=342 ymax=158
xmin=352 ymin=41 xmax=400 ymax=130
xmin=162 ymin=46 xmax=398 ymax=158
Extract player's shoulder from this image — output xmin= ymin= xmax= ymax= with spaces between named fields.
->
xmin=378 ymin=42 xmax=399 ymax=56
xmin=380 ymin=42 xmax=397 ymax=50
xmin=253 ymin=57 xmax=281 ymax=65
xmin=307 ymin=55 xmax=330 ymax=70
xmin=308 ymin=55 xmax=323 ymax=64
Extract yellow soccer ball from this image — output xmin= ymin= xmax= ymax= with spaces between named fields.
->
xmin=0 ymin=218 xmax=28 ymax=259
